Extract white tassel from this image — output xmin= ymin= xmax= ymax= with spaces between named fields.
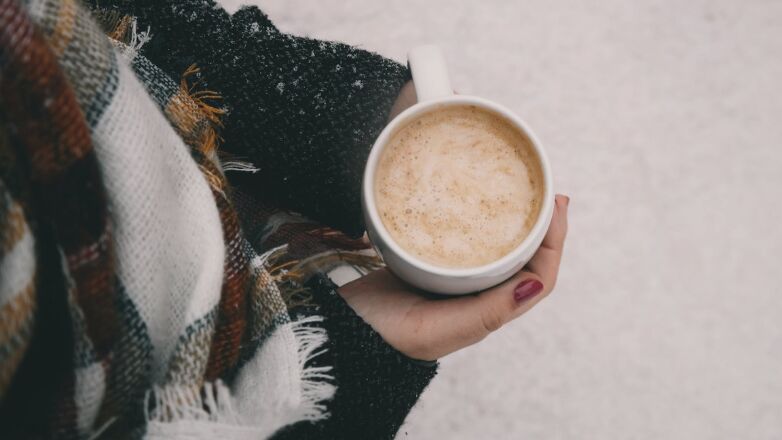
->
xmin=142 ymin=315 xmax=335 ymax=438
xmin=128 ymin=18 xmax=152 ymax=55
xmin=288 ymin=316 xmax=336 ymax=422
xmin=251 ymin=244 xmax=289 ymax=270
xmin=145 ymin=381 xmax=240 ymax=424
xmin=107 ymin=18 xmax=151 ymax=62
xmin=221 ymin=160 xmax=260 ymax=174
xmin=87 ymin=417 xmax=116 ymax=440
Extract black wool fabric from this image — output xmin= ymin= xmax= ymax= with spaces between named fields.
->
xmin=90 ymin=0 xmax=410 ymax=236
xmin=272 ymin=275 xmax=438 ymax=440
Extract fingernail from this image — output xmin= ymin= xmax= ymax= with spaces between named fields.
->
xmin=563 ymin=195 xmax=570 ymax=206
xmin=514 ymin=279 xmax=544 ymax=303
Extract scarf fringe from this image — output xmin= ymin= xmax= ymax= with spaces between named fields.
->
xmin=287 ymin=315 xmax=336 ymax=422
xmin=257 ymin=244 xmax=383 ymax=309
xmin=142 ymin=314 xmax=334 ymax=433
xmin=221 ymin=160 xmax=260 ymax=174
xmin=144 ymin=381 xmax=240 ymax=425
xmin=105 ymin=16 xmax=150 ymax=61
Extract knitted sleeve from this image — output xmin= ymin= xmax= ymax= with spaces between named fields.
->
xmin=272 ymin=275 xmax=438 ymax=440
xmin=90 ymin=0 xmax=410 ymax=237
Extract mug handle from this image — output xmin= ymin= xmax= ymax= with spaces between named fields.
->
xmin=408 ymin=45 xmax=453 ymax=102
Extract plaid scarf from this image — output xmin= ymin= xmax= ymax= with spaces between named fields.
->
xmin=0 ymin=0 xmax=381 ymax=438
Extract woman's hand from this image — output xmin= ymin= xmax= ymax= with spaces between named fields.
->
xmin=338 ymin=194 xmax=570 ymax=361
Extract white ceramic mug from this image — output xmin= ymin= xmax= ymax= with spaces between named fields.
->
xmin=362 ymin=45 xmax=555 ymax=294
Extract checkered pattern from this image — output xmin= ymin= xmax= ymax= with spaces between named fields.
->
xmin=0 ymin=0 xmax=393 ymax=437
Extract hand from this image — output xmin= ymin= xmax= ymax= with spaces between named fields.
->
xmin=338 ymin=194 xmax=570 ymax=361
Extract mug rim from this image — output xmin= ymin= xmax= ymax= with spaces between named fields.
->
xmin=363 ymin=95 xmax=555 ymax=278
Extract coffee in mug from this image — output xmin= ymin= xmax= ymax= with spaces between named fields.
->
xmin=362 ymin=45 xmax=554 ymax=294
xmin=374 ymin=105 xmax=544 ymax=269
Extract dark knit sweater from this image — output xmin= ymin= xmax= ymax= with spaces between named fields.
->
xmin=274 ymin=276 xmax=437 ymax=440
xmin=88 ymin=1 xmax=436 ymax=439
xmin=94 ymin=0 xmax=409 ymax=237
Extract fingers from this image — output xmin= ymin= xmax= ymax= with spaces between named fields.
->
xmin=412 ymin=270 xmax=547 ymax=359
xmin=420 ymin=195 xmax=570 ymax=355
xmin=526 ymin=194 xmax=569 ymax=289
xmin=473 ymin=271 xmax=547 ymax=333
xmin=542 ymin=194 xmax=570 ymax=251
xmin=479 ymin=264 xmax=557 ymax=329
xmin=353 ymin=195 xmax=570 ymax=360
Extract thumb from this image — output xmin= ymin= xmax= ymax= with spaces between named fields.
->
xmin=472 ymin=272 xmax=547 ymax=335
xmin=407 ymin=271 xmax=549 ymax=360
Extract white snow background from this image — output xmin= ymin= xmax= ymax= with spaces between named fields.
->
xmin=219 ymin=1 xmax=782 ymax=438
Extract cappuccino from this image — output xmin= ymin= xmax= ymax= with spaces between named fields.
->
xmin=374 ymin=105 xmax=543 ymax=268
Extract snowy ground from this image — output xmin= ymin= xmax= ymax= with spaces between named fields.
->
xmin=221 ymin=1 xmax=782 ymax=438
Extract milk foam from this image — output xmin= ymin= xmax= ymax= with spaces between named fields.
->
xmin=374 ymin=105 xmax=543 ymax=268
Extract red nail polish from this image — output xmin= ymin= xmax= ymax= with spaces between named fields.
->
xmin=514 ymin=279 xmax=544 ymax=303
